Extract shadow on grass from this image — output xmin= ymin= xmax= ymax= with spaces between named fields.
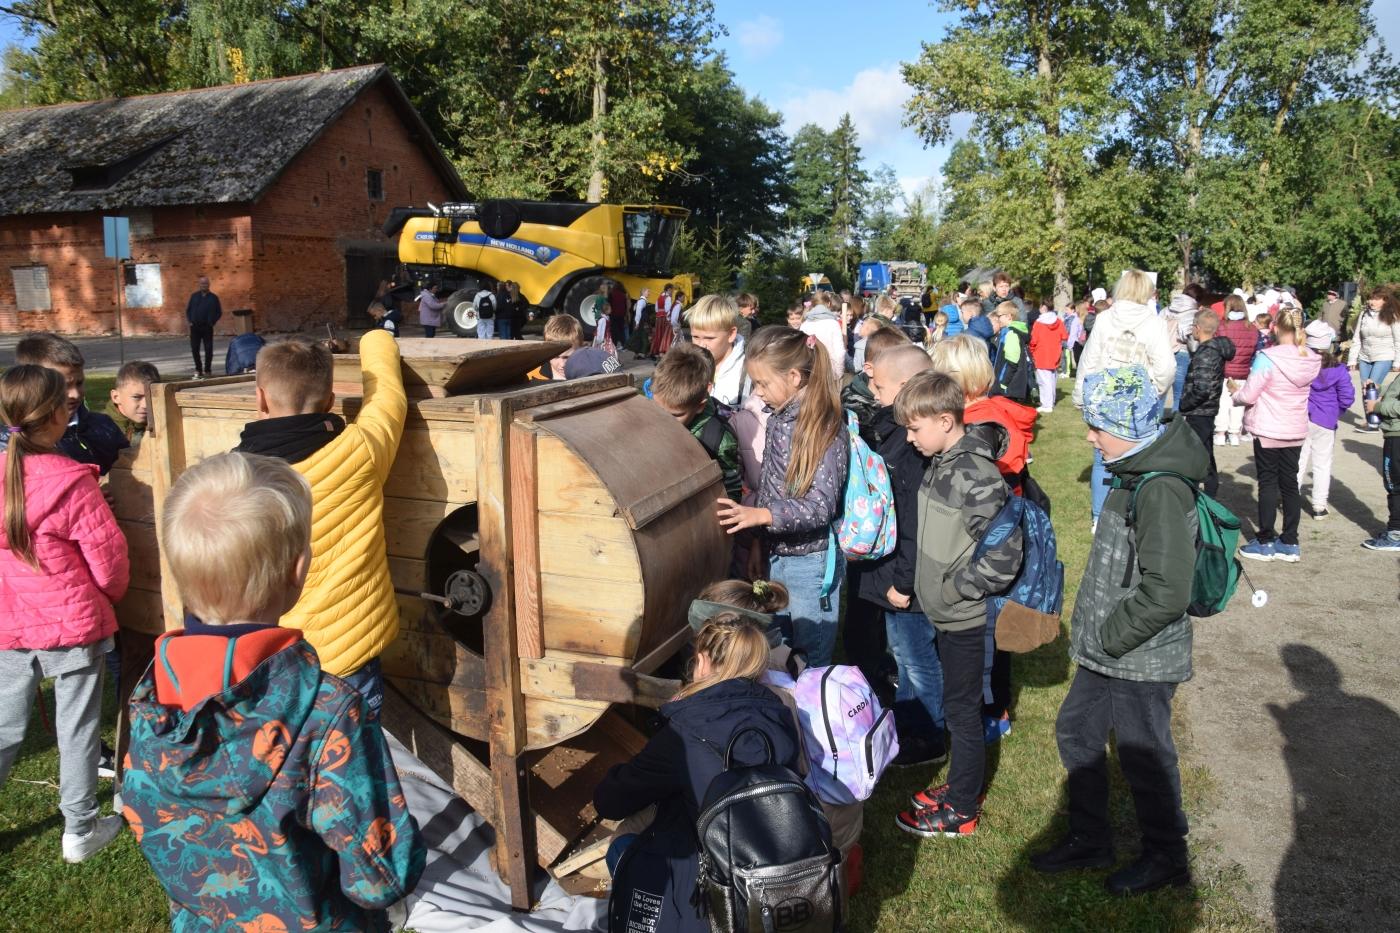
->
xmin=0 ymin=811 xmax=63 ymax=852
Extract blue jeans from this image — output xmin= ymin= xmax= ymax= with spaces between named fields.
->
xmin=1172 ymin=350 xmax=1190 ymax=411
xmin=340 ymin=658 xmax=384 ymax=721
xmin=885 ymin=611 xmax=945 ymax=734
xmin=496 ymin=317 xmax=512 ymax=339
xmin=1359 ymin=359 xmax=1393 ymax=390
xmin=1091 ymin=448 xmax=1112 ymax=521
xmin=422 ymin=324 xmax=437 ymax=338
xmin=770 ymin=548 xmax=844 ymax=668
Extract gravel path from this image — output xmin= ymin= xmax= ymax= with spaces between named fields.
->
xmin=1180 ymin=405 xmax=1400 ymax=931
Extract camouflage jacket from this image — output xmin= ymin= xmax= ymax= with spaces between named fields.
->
xmin=913 ymin=422 xmax=1024 ymax=631
xmin=123 ymin=626 xmax=425 ymax=932
xmin=1070 ymin=416 xmax=1205 ymax=683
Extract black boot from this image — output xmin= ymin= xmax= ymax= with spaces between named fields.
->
xmin=892 ymin=732 xmax=948 ymax=768
xmin=1104 ymin=851 xmax=1191 ymax=895
xmin=1029 ymin=835 xmax=1114 ymax=874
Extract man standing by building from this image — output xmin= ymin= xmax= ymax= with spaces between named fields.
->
xmin=186 ymin=275 xmax=221 ymax=378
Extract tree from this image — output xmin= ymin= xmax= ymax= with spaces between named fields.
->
xmin=787 ymin=116 xmax=869 ymax=283
xmin=904 ymin=0 xmax=1118 ymax=310
xmin=828 ymin=114 xmax=870 ymax=280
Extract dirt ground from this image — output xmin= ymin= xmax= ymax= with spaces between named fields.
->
xmin=1180 ymin=404 xmax=1400 ymax=931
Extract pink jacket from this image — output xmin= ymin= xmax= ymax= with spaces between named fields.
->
xmin=0 ymin=452 xmax=129 ymax=650
xmin=1232 ymin=346 xmax=1322 ymax=444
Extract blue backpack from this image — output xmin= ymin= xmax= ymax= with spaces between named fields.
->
xmin=818 ymin=411 xmax=896 ymax=612
xmin=973 ymin=492 xmax=1064 ymax=654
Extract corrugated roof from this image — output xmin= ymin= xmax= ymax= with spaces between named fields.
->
xmin=0 ymin=65 xmax=467 ymax=216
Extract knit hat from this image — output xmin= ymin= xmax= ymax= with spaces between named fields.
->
xmin=1304 ymin=319 xmax=1336 ymax=351
xmin=1083 ymin=366 xmax=1163 ymax=441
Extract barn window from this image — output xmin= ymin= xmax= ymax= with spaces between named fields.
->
xmin=366 ymin=168 xmax=384 ymax=201
xmin=69 ymin=134 xmax=178 ymax=191
xmin=124 ymin=262 xmax=162 ymax=308
xmin=11 ymin=266 xmax=51 ymax=311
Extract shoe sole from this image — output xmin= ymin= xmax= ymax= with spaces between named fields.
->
xmin=1361 ymin=541 xmax=1400 ymax=551
xmin=1238 ymin=550 xmax=1274 ymax=563
xmin=96 ymin=767 xmax=116 ymax=779
xmin=894 ymin=814 xmax=977 ymax=838
xmin=1272 ymin=551 xmax=1300 ymax=563
xmin=910 ymin=790 xmax=986 ymax=809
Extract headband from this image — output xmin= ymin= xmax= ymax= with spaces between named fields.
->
xmin=686 ymin=599 xmax=783 ymax=648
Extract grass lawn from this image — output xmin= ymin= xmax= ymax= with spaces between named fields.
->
xmin=0 ymin=378 xmax=1264 ymax=930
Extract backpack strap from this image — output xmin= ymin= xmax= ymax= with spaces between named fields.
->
xmin=1125 ymin=471 xmax=1198 ymax=526
xmin=723 ymin=727 xmax=775 ymax=770
xmin=697 ymin=412 xmax=727 ymax=458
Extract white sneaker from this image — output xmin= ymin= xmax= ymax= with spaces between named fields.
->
xmin=1212 ymin=434 xmax=1225 ymax=446
xmin=62 ymin=814 xmax=123 ymax=863
xmin=1228 ymin=434 xmax=1240 ymax=446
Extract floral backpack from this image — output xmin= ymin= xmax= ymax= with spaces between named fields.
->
xmin=836 ymin=410 xmax=896 ymax=560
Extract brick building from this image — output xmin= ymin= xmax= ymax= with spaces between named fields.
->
xmin=0 ymin=65 xmax=466 ymax=336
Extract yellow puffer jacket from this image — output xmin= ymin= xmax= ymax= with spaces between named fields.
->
xmin=280 ymin=330 xmax=407 ymax=676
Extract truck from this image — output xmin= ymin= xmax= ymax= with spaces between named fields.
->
xmin=386 ymin=200 xmax=697 ymax=336
xmin=858 ymin=260 xmax=928 ymax=301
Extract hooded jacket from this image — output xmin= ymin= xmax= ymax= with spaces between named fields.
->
xmin=857 ymin=405 xmax=929 ymax=612
xmin=913 ymin=422 xmax=1023 ymax=631
xmin=964 ymin=395 xmax=1036 ymax=479
xmin=1030 ymin=312 xmax=1067 ymax=370
xmin=594 ymin=678 xmax=801 ymax=933
xmin=1375 ymin=372 xmax=1400 ymax=437
xmin=1218 ymin=314 xmax=1259 ymax=380
xmin=234 ymin=330 xmax=407 ymax=677
xmin=755 ymin=392 xmax=848 ymax=557
xmin=800 ymin=307 xmax=847 ymax=380
xmin=0 ymin=452 xmax=128 ymax=650
xmin=966 ymin=313 xmax=995 ymax=351
xmin=123 ymin=626 xmax=425 ymax=932
xmin=1177 ymin=337 xmax=1237 ymax=418
xmin=1347 ymin=309 xmax=1400 ymax=366
xmin=1232 ymin=345 xmax=1323 ymax=444
xmin=1307 ymin=363 xmax=1356 ymax=431
xmin=1073 ymin=300 xmax=1176 ymax=406
xmin=1070 ymin=416 xmax=1205 ymax=683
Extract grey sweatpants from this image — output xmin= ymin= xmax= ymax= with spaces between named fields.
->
xmin=0 ymin=642 xmax=108 ymax=835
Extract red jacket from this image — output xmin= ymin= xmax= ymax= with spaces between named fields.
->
xmin=1030 ymin=315 xmax=1067 ymax=370
xmin=0 ymin=452 xmax=128 ymax=649
xmin=1218 ymin=316 xmax=1259 ymax=380
xmin=965 ymin=395 xmax=1036 ymax=478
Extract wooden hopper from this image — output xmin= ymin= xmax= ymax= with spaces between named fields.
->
xmin=112 ymin=337 xmax=730 ymax=909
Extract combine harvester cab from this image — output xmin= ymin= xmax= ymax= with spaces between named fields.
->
xmin=110 ymin=342 xmax=729 ymax=909
xmin=387 ymin=200 xmax=696 ymax=337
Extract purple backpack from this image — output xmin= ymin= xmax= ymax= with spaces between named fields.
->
xmin=765 ymin=665 xmax=899 ymax=805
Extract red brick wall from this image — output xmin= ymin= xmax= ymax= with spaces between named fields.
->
xmin=250 ymin=80 xmax=457 ymax=333
xmin=0 ymin=77 xmax=458 ymax=336
xmin=0 ymin=206 xmax=253 ymax=335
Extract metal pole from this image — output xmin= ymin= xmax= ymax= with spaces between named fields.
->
xmin=115 ymin=260 xmax=126 ymax=364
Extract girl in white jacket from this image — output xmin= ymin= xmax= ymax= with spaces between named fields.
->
xmin=1348 ymin=287 xmax=1400 ymax=402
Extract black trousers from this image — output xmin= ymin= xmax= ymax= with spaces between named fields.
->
xmin=983 ymin=648 xmax=1012 ymax=719
xmin=1056 ymin=665 xmax=1188 ymax=861
xmin=1253 ymin=440 xmax=1302 ymax=545
xmin=1384 ymin=436 xmax=1400 ymax=532
xmin=1186 ymin=415 xmax=1219 ymax=497
xmin=841 ymin=592 xmax=889 ymax=693
xmin=190 ymin=324 xmax=214 ymax=374
xmin=938 ymin=624 xmax=986 ymax=815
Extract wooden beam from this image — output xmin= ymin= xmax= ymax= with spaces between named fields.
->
xmin=509 ymin=423 xmax=544 ymax=660
xmin=515 ymin=386 xmax=638 ymax=424
xmin=149 ymin=381 xmax=189 ymax=630
xmin=520 ymin=656 xmax=680 ymax=710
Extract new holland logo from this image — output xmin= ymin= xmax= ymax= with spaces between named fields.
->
xmin=455 ymin=233 xmax=560 ymax=266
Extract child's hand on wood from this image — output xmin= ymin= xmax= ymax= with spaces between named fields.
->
xmin=716 ymin=498 xmax=771 ymax=534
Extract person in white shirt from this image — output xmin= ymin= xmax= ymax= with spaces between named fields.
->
xmin=634 ymin=288 xmax=650 ymax=329
xmin=800 ymin=291 xmax=847 ymax=381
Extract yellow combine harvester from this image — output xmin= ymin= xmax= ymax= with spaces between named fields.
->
xmin=386 ymin=200 xmax=696 ymax=336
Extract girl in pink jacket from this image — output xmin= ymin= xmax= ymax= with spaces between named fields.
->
xmin=0 ymin=365 xmax=129 ymax=863
xmin=1232 ymin=311 xmax=1322 ymax=564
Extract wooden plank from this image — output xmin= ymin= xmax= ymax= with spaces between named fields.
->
xmin=383 ymin=673 xmax=489 ymax=742
xmin=384 ymin=424 xmax=477 ymax=504
xmin=621 ymin=460 xmax=723 ymax=530
xmin=117 ymin=519 xmax=161 ymax=592
xmin=534 ymin=435 xmax=616 ymax=517
xmin=387 ymin=556 xmax=426 ymax=593
xmin=631 ymin=623 xmax=695 ymax=677
xmin=516 ymin=387 xmax=638 ymax=424
xmin=115 ymin=587 xmax=166 ymax=636
xmin=537 ymin=511 xmax=641 ymax=583
xmin=510 ymin=424 xmax=544 ymax=661
xmin=106 ymin=466 xmax=155 ymax=523
xmin=520 ymin=656 xmax=679 ymax=709
xmin=538 ymin=575 xmax=644 ymax=658
xmin=495 ymin=372 xmax=632 ymax=409
xmin=475 ymin=394 xmax=537 ymax=909
xmin=380 ymin=628 xmax=481 ymax=690
xmin=149 ymin=381 xmax=189 ymax=630
xmin=523 ymin=697 xmax=611 ymax=751
xmin=383 ymin=497 xmax=460 ymax=561
xmin=334 ymin=337 xmax=568 ymax=395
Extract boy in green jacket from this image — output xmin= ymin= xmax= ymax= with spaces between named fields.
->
xmin=1361 ymin=374 xmax=1400 ymax=550
xmin=650 ymin=342 xmax=742 ymax=501
xmin=1032 ymin=365 xmax=1205 ymax=895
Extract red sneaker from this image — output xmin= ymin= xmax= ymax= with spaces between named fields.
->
xmin=895 ymin=802 xmax=978 ymax=838
xmin=909 ymin=783 xmax=986 ymax=811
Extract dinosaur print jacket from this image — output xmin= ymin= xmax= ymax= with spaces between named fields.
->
xmin=123 ymin=624 xmax=424 ymax=932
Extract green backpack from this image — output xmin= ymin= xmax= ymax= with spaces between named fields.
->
xmin=1126 ymin=471 xmax=1242 ymax=618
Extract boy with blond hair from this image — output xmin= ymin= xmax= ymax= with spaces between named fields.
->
xmin=124 ymin=451 xmax=424 ymax=930
xmin=685 ymin=294 xmax=749 ymax=406
xmin=650 ymin=342 xmax=742 ymax=500
xmin=233 ymin=330 xmax=407 ymax=716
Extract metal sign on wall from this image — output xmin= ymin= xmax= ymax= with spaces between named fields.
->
xmin=103 ymin=216 xmax=131 ymax=260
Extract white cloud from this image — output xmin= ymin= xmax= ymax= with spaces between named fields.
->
xmin=735 ymin=15 xmax=783 ymax=56
xmin=780 ymin=63 xmax=911 ymax=143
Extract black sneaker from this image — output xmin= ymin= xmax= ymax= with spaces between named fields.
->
xmin=97 ymin=741 xmax=116 ymax=779
xmin=1029 ymin=835 xmax=1114 ymax=874
xmin=895 ymin=802 xmax=978 ymax=838
xmin=892 ymin=734 xmax=948 ymax=768
xmin=1104 ymin=852 xmax=1191 ymax=896
xmin=909 ymin=782 xmax=986 ymax=810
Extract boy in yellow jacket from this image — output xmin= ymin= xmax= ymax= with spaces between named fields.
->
xmin=234 ymin=330 xmax=407 ymax=717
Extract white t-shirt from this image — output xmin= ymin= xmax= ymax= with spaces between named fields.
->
xmin=634 ymin=297 xmax=648 ymax=326
xmin=712 ymin=344 xmax=749 ymax=408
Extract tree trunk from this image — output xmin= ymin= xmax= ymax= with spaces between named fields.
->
xmin=1037 ymin=35 xmax=1072 ymax=311
xmin=586 ymin=47 xmax=607 ymax=202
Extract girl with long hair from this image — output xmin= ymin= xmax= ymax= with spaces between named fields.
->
xmin=1348 ymin=286 xmax=1400 ymax=428
xmin=0 ymin=365 xmax=129 ymax=863
xmin=716 ymin=330 xmax=848 ymax=666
